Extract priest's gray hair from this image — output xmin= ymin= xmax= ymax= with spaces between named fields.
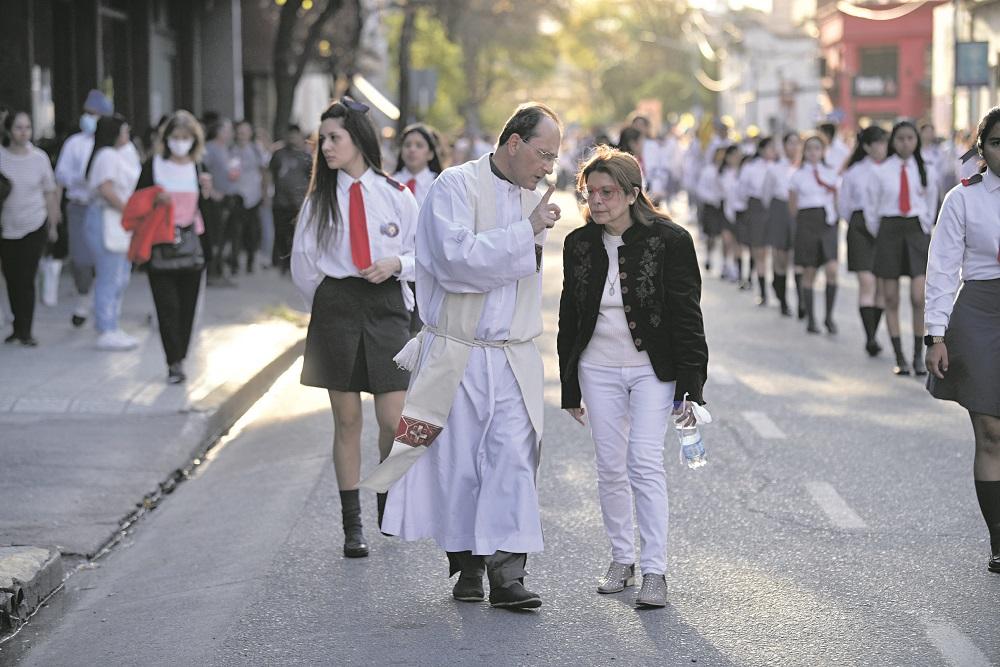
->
xmin=497 ymin=102 xmax=562 ymax=147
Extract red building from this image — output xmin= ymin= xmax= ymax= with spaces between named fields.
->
xmin=817 ymin=0 xmax=944 ymax=128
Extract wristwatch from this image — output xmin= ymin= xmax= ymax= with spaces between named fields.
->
xmin=923 ymin=335 xmax=945 ymax=346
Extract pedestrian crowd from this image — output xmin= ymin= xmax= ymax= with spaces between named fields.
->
xmin=1 ymin=87 xmax=997 ymax=611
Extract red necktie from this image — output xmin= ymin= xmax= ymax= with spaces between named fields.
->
xmin=349 ymin=181 xmax=372 ymax=270
xmin=813 ymin=167 xmax=836 ymax=194
xmin=899 ymin=163 xmax=911 ymax=216
xmin=406 ymin=178 xmax=417 ymax=194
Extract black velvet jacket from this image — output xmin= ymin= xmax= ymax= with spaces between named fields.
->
xmin=557 ymin=218 xmax=708 ymax=408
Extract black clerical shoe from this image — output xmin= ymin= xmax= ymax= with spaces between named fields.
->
xmin=489 ymin=582 xmax=541 ymax=610
xmin=452 ymin=572 xmax=486 ymax=602
xmin=912 ymin=354 xmax=928 ymax=377
xmin=865 ymin=339 xmax=882 ymax=357
xmin=988 ymin=553 xmax=1000 ymax=574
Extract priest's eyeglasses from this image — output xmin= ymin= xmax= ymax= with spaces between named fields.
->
xmin=520 ymin=139 xmax=558 ymax=165
xmin=582 ymin=186 xmax=623 ymax=201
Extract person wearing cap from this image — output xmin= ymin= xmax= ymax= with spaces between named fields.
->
xmin=55 ymin=89 xmax=113 ymax=328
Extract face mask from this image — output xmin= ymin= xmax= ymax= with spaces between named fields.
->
xmin=80 ymin=114 xmax=98 ymax=135
xmin=168 ymin=138 xmax=194 ymax=156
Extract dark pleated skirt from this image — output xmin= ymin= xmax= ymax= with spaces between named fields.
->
xmin=700 ymin=203 xmax=725 ymax=237
xmin=927 ymin=278 xmax=1000 ymax=417
xmin=793 ymin=207 xmax=838 ymax=268
xmin=767 ymin=198 xmax=794 ymax=250
xmin=735 ymin=210 xmax=751 ymax=246
xmin=301 ymin=276 xmax=411 ymax=393
xmin=846 ymin=210 xmax=877 ymax=273
xmin=873 ymin=216 xmax=929 ymax=279
xmin=746 ymin=197 xmax=770 ymax=248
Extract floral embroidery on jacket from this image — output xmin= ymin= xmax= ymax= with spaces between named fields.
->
xmin=572 ymin=239 xmax=592 ymax=301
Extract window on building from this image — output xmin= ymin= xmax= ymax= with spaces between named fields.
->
xmin=855 ymin=46 xmax=898 ymax=97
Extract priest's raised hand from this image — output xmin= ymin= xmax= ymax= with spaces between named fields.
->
xmin=530 ymin=183 xmax=561 ymax=235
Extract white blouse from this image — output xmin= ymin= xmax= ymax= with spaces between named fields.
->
xmin=865 ymin=154 xmax=939 ymax=235
xmin=291 ymin=168 xmax=418 ymax=308
xmin=789 ymin=163 xmax=838 ymax=225
xmin=763 ymin=157 xmax=794 ymax=202
xmin=394 ymin=166 xmax=437 ymax=207
xmin=924 ymin=168 xmax=1000 ymax=336
xmin=738 ymin=158 xmax=769 ymax=202
xmin=720 ymin=167 xmax=744 ymax=223
xmin=88 ymin=146 xmax=140 ymax=207
xmin=695 ymin=165 xmax=722 ymax=207
xmin=838 ymin=157 xmax=878 ymax=219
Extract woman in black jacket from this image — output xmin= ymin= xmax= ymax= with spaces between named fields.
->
xmin=557 ymin=146 xmax=708 ymax=609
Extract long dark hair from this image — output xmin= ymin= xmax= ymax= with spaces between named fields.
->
xmin=887 ymin=120 xmax=927 ymax=187
xmin=617 ymin=127 xmax=643 ymax=155
xmin=303 ymin=99 xmax=385 ymax=246
xmin=719 ymin=144 xmax=739 ymax=174
xmin=576 ymin=145 xmax=670 ymax=228
xmin=974 ymin=106 xmax=1000 ymax=174
xmin=844 ymin=126 xmax=887 ymax=173
xmin=392 ymin=123 xmax=444 ymax=175
xmin=753 ymin=136 xmax=774 ymax=159
xmin=85 ymin=114 xmax=127 ymax=178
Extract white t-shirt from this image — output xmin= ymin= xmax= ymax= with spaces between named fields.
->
xmin=88 ymin=146 xmax=140 ymax=207
xmin=0 ymin=145 xmax=56 ymax=239
xmin=580 ymin=232 xmax=651 ymax=368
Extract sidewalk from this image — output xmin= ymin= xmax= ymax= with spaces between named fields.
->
xmin=0 ymin=266 xmax=308 ymax=633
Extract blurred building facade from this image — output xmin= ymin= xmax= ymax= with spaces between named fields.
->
xmin=816 ymin=0 xmax=943 ymax=128
xmin=717 ymin=2 xmax=823 ymax=136
xmin=932 ymin=0 xmax=1000 ymax=134
xmin=0 ymin=0 xmax=245 ymax=142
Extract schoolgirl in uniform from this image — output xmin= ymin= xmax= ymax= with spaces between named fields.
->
xmin=739 ymin=137 xmax=778 ymax=305
xmin=788 ymin=135 xmax=839 ymax=334
xmin=763 ymin=132 xmax=801 ymax=316
xmin=925 ymin=106 xmax=1000 ymax=574
xmin=734 ymin=154 xmax=753 ymax=290
xmin=291 ymin=98 xmax=419 ymax=559
xmin=695 ymin=146 xmax=728 ymax=275
xmin=392 ymin=123 xmax=445 ymax=207
xmin=718 ymin=145 xmax=743 ymax=283
xmin=866 ymin=121 xmax=938 ymax=376
xmin=392 ymin=123 xmax=445 ymax=333
xmin=839 ymin=126 xmax=888 ymax=357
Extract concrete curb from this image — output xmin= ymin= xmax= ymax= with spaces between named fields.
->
xmin=0 ymin=335 xmax=305 ymax=636
xmin=0 ymin=547 xmax=63 ymax=632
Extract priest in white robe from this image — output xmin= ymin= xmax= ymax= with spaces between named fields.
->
xmin=376 ymin=103 xmax=563 ymax=610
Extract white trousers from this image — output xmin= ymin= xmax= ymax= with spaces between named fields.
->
xmin=579 ymin=362 xmax=674 ymax=575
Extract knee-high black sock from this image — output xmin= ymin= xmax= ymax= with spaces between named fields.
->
xmin=913 ymin=335 xmax=923 ymax=360
xmin=975 ymin=481 xmax=1000 ymax=554
xmin=794 ymin=273 xmax=805 ymax=318
xmin=757 ymin=275 xmax=767 ymax=303
xmin=890 ymin=335 xmax=905 ymax=362
xmin=772 ymin=274 xmax=787 ymax=306
xmin=859 ymin=306 xmax=877 ymax=343
xmin=749 ymin=255 xmax=756 ymax=277
xmin=824 ymin=284 xmax=837 ymax=321
xmin=873 ymin=307 xmax=884 ymax=335
xmin=736 ymin=256 xmax=744 ymax=283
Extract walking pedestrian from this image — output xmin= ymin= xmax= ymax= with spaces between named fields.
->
xmin=763 ymin=131 xmax=801 ymax=316
xmin=719 ymin=145 xmax=744 ymax=284
xmin=866 ymin=121 xmax=938 ymax=376
xmin=392 ymin=123 xmax=445 ymax=334
xmin=0 ymin=111 xmax=60 ymax=346
xmin=268 ymin=124 xmax=311 ymax=274
xmin=85 ymin=114 xmax=140 ymax=350
xmin=694 ymin=146 xmax=727 ymax=275
xmin=373 ymin=103 xmax=562 ymax=610
xmin=789 ymin=134 xmax=839 ymax=334
xmin=136 ymin=110 xmax=209 ymax=383
xmin=840 ymin=126 xmax=888 ymax=356
xmin=924 ymin=106 xmax=1000 ymax=574
xmin=229 ymin=120 xmax=267 ymax=274
xmin=54 ymin=89 xmax=114 ymax=326
xmin=291 ymin=98 xmax=418 ymax=560
xmin=739 ymin=137 xmax=777 ymax=305
xmin=558 ymin=146 xmax=708 ymax=608
xmin=201 ymin=118 xmax=236 ymax=286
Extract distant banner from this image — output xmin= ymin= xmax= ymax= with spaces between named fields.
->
xmin=955 ymin=42 xmax=990 ymax=87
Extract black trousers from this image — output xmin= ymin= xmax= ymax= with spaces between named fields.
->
xmin=201 ymin=197 xmax=229 ymax=278
xmin=272 ymin=205 xmax=298 ymax=272
xmin=226 ymin=197 xmax=260 ymax=271
xmin=0 ymin=225 xmax=47 ymax=339
xmin=148 ymin=268 xmax=202 ymax=365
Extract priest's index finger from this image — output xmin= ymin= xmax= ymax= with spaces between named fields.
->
xmin=540 ymin=183 xmax=556 ymax=204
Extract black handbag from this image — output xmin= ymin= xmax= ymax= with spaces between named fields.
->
xmin=149 ymin=225 xmax=205 ymax=271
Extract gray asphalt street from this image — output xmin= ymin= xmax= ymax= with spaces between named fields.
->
xmin=4 ymin=193 xmax=997 ymax=666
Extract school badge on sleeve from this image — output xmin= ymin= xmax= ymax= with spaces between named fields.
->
xmin=380 ymin=222 xmax=400 ymax=238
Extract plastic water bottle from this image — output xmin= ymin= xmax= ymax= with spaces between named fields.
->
xmin=677 ymin=425 xmax=707 ymax=469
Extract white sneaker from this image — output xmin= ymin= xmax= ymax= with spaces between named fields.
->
xmin=96 ymin=330 xmax=138 ymax=351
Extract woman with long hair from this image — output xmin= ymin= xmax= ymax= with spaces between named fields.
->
xmin=867 ymin=121 xmax=938 ymax=375
xmin=925 ymin=106 xmax=1000 ymax=574
xmin=788 ymin=134 xmax=839 ymax=334
xmin=85 ymin=113 xmax=140 ymax=350
xmin=763 ymin=131 xmax=801 ymax=316
xmin=291 ymin=98 xmax=418 ymax=559
xmin=694 ymin=145 xmax=727 ymax=275
xmin=558 ymin=146 xmax=708 ymax=609
xmin=718 ymin=145 xmax=744 ymax=283
xmin=839 ymin=126 xmax=888 ymax=356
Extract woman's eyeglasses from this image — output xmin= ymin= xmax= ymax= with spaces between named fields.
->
xmin=581 ymin=186 xmax=623 ymax=201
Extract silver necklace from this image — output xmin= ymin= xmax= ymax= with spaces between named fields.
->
xmin=606 ymin=269 xmax=619 ymax=295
